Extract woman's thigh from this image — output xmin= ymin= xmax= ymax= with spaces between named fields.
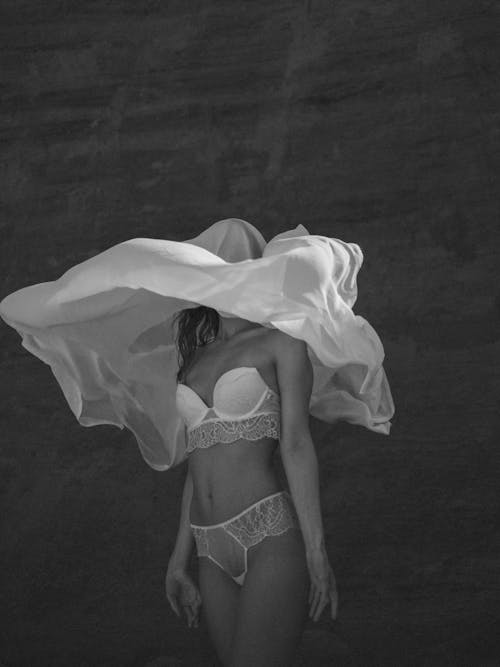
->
xmin=198 ymin=555 xmax=241 ymax=666
xmin=230 ymin=528 xmax=309 ymax=667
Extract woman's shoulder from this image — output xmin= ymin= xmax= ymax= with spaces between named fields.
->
xmin=249 ymin=327 xmax=309 ymax=359
xmin=266 ymin=327 xmax=307 ymax=348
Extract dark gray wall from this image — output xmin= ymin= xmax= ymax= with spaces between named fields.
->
xmin=1 ymin=1 xmax=499 ymax=665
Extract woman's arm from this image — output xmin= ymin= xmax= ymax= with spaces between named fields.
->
xmin=165 ymin=463 xmax=202 ymax=628
xmin=168 ymin=463 xmax=195 ymax=572
xmin=273 ymin=331 xmax=326 ymax=554
xmin=274 ymin=331 xmax=338 ymax=623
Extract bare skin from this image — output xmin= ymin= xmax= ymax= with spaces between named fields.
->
xmin=168 ymin=316 xmax=338 ymax=666
xmin=185 ymin=319 xmax=283 ymax=527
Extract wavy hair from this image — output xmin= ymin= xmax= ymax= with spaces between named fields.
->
xmin=173 ymin=306 xmax=220 ymax=382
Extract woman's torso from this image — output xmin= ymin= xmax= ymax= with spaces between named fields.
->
xmin=178 ymin=326 xmax=283 ymax=526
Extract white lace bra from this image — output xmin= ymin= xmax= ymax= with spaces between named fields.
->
xmin=175 ymin=366 xmax=281 ymax=453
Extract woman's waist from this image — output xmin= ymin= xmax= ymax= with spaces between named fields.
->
xmin=187 ymin=434 xmax=278 ymax=470
xmin=190 ymin=482 xmax=284 ymax=527
xmin=188 ymin=447 xmax=281 ymax=526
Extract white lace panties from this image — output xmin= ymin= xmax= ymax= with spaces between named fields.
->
xmin=190 ymin=490 xmax=300 ymax=586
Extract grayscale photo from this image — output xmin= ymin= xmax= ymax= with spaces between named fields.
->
xmin=0 ymin=1 xmax=498 ymax=665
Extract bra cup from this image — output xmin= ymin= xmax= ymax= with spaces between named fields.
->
xmin=213 ymin=368 xmax=268 ymax=418
xmin=175 ymin=367 xmax=280 ymax=429
xmin=175 ymin=385 xmax=207 ymax=425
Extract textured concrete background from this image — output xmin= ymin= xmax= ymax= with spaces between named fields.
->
xmin=1 ymin=1 xmax=499 ymax=665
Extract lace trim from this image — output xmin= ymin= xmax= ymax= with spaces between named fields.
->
xmin=191 ymin=527 xmax=210 ymax=556
xmin=191 ymin=492 xmax=299 ymax=552
xmin=186 ymin=412 xmax=280 ymax=453
xmin=224 ymin=492 xmax=299 ymax=548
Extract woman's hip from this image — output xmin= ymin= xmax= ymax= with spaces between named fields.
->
xmin=190 ymin=489 xmax=302 ymax=557
xmin=190 ymin=489 xmax=303 ymax=586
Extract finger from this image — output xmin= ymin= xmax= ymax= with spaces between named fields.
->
xmin=313 ymin=587 xmax=328 ymax=617
xmin=312 ymin=589 xmax=329 ymax=622
xmin=313 ymin=594 xmax=329 ymax=622
xmin=310 ymin=582 xmax=328 ymax=616
xmin=308 ymin=581 xmax=320 ymax=606
xmin=166 ymin=594 xmax=181 ymax=617
xmin=192 ymin=598 xmax=201 ymax=627
xmin=190 ymin=604 xmax=198 ymax=621
xmin=189 ymin=602 xmax=200 ymax=625
xmin=309 ymin=587 xmax=319 ymax=616
xmin=330 ymin=587 xmax=338 ymax=619
xmin=309 ymin=587 xmax=321 ymax=618
xmin=166 ymin=594 xmax=178 ymax=617
xmin=308 ymin=586 xmax=317 ymax=615
xmin=185 ymin=605 xmax=195 ymax=626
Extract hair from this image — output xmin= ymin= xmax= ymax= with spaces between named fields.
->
xmin=173 ymin=305 xmax=220 ymax=382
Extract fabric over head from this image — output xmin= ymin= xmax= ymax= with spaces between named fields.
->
xmin=0 ymin=218 xmax=395 ymax=470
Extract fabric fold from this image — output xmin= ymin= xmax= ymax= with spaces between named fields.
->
xmin=0 ymin=218 xmax=394 ymax=470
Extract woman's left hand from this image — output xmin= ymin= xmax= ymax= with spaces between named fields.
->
xmin=306 ymin=545 xmax=338 ymax=622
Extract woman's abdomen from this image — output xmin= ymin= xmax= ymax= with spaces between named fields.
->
xmin=188 ymin=437 xmax=281 ymax=525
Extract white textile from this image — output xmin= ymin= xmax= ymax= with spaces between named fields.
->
xmin=0 ymin=219 xmax=395 ymax=470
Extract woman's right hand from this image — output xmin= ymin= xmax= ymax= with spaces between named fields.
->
xmin=165 ymin=565 xmax=202 ymax=628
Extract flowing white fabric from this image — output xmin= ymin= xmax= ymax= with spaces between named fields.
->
xmin=0 ymin=219 xmax=395 ymax=470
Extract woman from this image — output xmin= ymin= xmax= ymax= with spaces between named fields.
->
xmin=0 ymin=219 xmax=394 ymax=665
xmin=166 ymin=305 xmax=337 ymax=665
